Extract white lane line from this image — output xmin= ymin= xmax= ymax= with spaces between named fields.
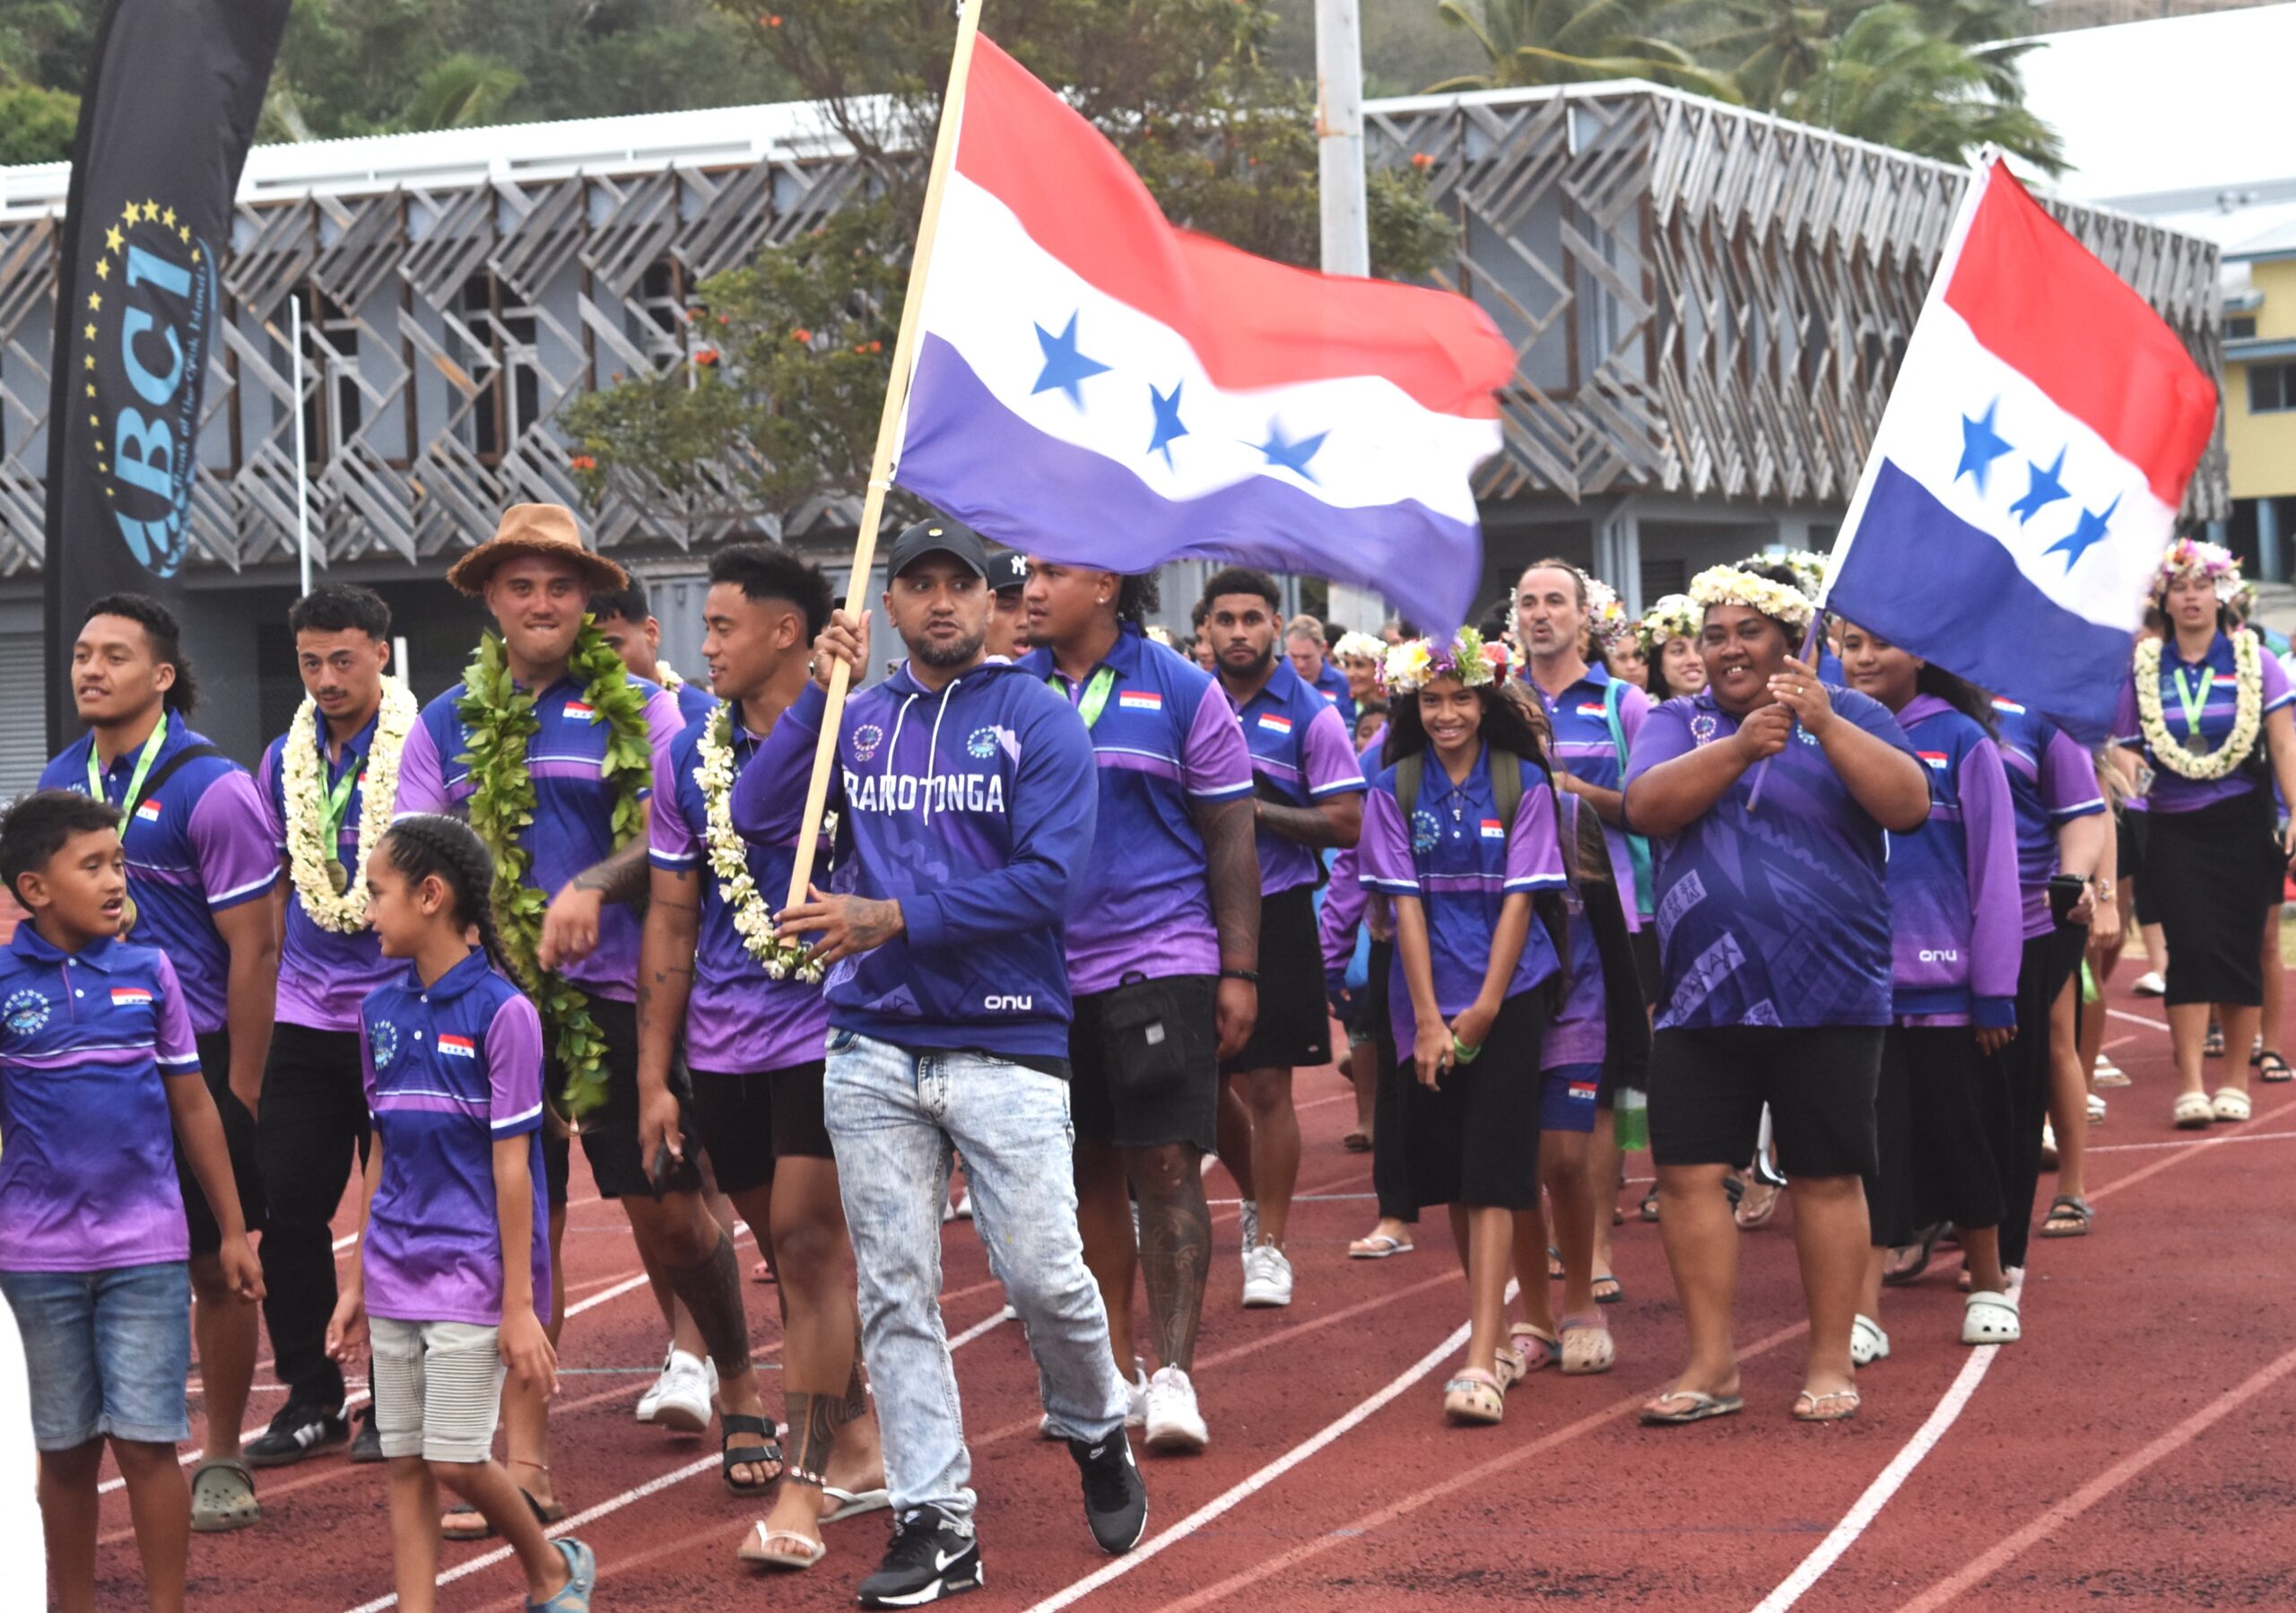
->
xmin=2108 ymin=1007 xmax=2167 ymax=1030
xmin=1021 ymin=1285 xmax=1512 ymax=1613
xmin=2088 ymin=1128 xmax=2296 ymax=1155
xmin=1747 ymin=1346 xmax=2001 ymax=1613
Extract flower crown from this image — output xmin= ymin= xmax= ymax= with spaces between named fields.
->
xmin=1638 ymin=593 xmax=1701 ymax=654
xmin=1331 ymin=630 xmax=1387 ymax=664
xmin=2155 ymin=536 xmax=2241 ymax=603
xmin=1689 ymin=565 xmax=1815 ymax=628
xmin=1379 ymin=627 xmax=1512 ymax=695
xmin=1583 ymin=577 xmax=1633 ymax=645
xmin=1741 ymin=548 xmax=1830 ymax=598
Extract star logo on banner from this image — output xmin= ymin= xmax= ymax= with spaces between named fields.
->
xmin=1253 ymin=420 xmax=1328 ymax=484
xmin=1956 ymin=398 xmax=2012 ymax=495
xmin=2046 ymin=495 xmax=2120 ymax=570
xmin=2008 ymin=448 xmax=2069 ymax=526
xmin=1031 ymin=311 xmax=1109 ymax=407
xmin=1146 ymin=381 xmax=1188 ymax=467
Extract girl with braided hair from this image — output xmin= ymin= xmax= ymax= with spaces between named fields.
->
xmin=326 ymin=814 xmax=596 ymax=1611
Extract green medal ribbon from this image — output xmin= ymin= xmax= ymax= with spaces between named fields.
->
xmin=1057 ymin=666 xmax=1118 ymax=730
xmin=87 ymin=717 xmax=169 ymax=821
xmin=2170 ymin=666 xmax=2216 ymax=738
xmin=318 ymin=751 xmax=364 ymax=847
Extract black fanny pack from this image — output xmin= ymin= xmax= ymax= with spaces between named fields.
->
xmin=1100 ymin=973 xmax=1205 ymax=1099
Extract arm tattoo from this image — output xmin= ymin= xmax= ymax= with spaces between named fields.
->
xmin=1255 ymin=799 xmax=1347 ymax=847
xmin=572 ymin=836 xmax=650 ymax=902
xmin=1192 ymin=797 xmax=1260 ymax=969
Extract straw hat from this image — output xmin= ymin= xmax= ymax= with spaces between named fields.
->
xmin=445 ymin=503 xmax=628 ymax=597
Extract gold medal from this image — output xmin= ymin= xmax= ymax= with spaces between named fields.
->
xmin=326 ymin=859 xmax=351 ymax=894
xmin=119 ymin=893 xmax=138 ymax=935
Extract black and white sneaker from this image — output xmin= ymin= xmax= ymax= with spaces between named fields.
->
xmin=347 ymin=1405 xmax=384 ymax=1464
xmin=1067 ymin=1431 xmax=1148 ymax=1555
xmin=857 ymin=1507 xmax=983 ymax=1608
xmin=243 ymin=1400 xmax=348 ymax=1469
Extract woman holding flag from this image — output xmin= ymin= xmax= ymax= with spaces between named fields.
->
xmin=2115 ymin=539 xmax=2296 ymax=1129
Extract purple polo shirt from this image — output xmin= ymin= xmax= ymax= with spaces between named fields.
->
xmin=361 ymin=949 xmax=548 ymax=1327
xmin=1624 ymin=685 xmax=1917 ymax=1029
xmin=1309 ymin=659 xmax=1359 ymax=734
xmin=2114 ymin=632 xmax=2292 ymax=815
xmin=257 ymin=710 xmax=401 ymax=1033
xmin=39 ymin=715 xmax=279 ymax=1034
xmin=1225 ymin=660 xmax=1366 ymax=896
xmin=648 ymin=701 xmax=831 ymax=1073
xmin=396 ymin=672 xmax=683 ymax=1003
xmin=667 ymin=676 xmax=718 ymax=728
xmin=1992 ymin=700 xmax=2108 ymax=939
xmin=1528 ymin=662 xmax=1648 ymax=929
xmin=1020 ymin=627 xmax=1256 ymax=995
xmin=1318 ymin=730 xmax=1392 ymax=973
xmin=1887 ymin=697 xmax=2022 ymax=1026
xmin=1544 ymin=795 xmax=1609 ymax=1068
xmin=0 ymin=933 xmax=201 ymax=1273
xmin=1358 ymin=744 xmax=1566 ymax=1062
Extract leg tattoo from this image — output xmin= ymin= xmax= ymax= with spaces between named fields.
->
xmin=665 ymin=1229 xmax=752 ymax=1379
xmin=1132 ymin=1145 xmax=1211 ymax=1372
xmin=779 ymin=1390 xmax=857 ymax=1488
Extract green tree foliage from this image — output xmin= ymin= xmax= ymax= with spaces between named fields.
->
xmin=1775 ymin=2 xmax=2062 ymax=168
xmin=1426 ymin=0 xmax=1738 ymax=98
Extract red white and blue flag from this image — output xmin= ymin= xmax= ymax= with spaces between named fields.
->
xmin=894 ymin=39 xmax=1516 ymax=634
xmin=1823 ymin=157 xmax=2217 ymax=743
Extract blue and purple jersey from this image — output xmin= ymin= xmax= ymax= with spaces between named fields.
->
xmin=2114 ymin=631 xmax=2292 ymax=815
xmin=1886 ymin=697 xmax=2022 ymax=1026
xmin=733 ymin=662 xmax=1098 ymax=1061
xmin=1624 ymin=685 xmax=1917 ymax=1029
xmin=1225 ymin=660 xmax=1367 ymax=896
xmin=40 ymin=715 xmax=279 ymax=1034
xmin=1318 ymin=728 xmax=1392 ymax=973
xmin=1020 ymin=627 xmax=1255 ymax=995
xmin=1527 ymin=662 xmax=1648 ymax=929
xmin=257 ymin=710 xmax=401 ymax=1033
xmin=1309 ymin=659 xmax=1358 ymax=736
xmin=1544 ymin=794 xmax=1610 ymax=1069
xmin=667 ymin=676 xmax=718 ymax=728
xmin=396 ymin=672 xmax=683 ymax=1004
xmin=0 ymin=933 xmax=202 ymax=1273
xmin=649 ymin=701 xmax=831 ymax=1074
xmin=1358 ymin=744 xmax=1566 ymax=1062
xmin=361 ymin=949 xmax=548 ymax=1328
xmin=1994 ymin=698 xmax=2107 ymax=939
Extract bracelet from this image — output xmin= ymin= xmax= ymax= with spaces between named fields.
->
xmin=1220 ymin=968 xmax=1260 ymax=984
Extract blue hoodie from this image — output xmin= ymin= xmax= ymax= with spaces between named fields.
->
xmin=733 ymin=660 xmax=1098 ymax=1061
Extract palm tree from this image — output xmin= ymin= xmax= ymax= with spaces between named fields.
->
xmin=1678 ymin=0 xmax=1863 ymax=107
xmin=1779 ymin=4 xmax=2064 ymax=170
xmin=1427 ymin=0 xmax=1741 ymax=100
xmin=402 ymin=53 xmax=525 ymax=132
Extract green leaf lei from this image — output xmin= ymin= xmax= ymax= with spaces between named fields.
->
xmin=457 ymin=621 xmax=652 ymax=1117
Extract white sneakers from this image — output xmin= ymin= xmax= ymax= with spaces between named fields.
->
xmin=2087 ymin=1091 xmax=2108 ymax=1125
xmin=1143 ymin=1365 xmax=1209 ymax=1453
xmin=637 ymin=1347 xmax=715 ymax=1432
xmin=1241 ymin=1242 xmax=1293 ymax=1308
xmin=2132 ymin=970 xmax=2167 ymax=998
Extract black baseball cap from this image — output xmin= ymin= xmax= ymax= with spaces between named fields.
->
xmin=987 ymin=549 xmax=1031 ymax=594
xmin=885 ymin=517 xmax=989 ymax=581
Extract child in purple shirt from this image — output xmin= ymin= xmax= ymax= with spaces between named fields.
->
xmin=0 ymin=791 xmax=260 ymax=1613
xmin=327 ymin=815 xmax=593 ymax=1613
xmin=1356 ymin=632 xmax=1568 ymax=1427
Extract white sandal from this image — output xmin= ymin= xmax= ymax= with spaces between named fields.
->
xmin=1558 ymin=1314 xmax=1615 ymax=1376
xmin=1962 ymin=1291 xmax=2022 ymax=1344
xmin=2172 ymin=1091 xmax=2214 ymax=1129
xmin=2212 ymin=1086 xmax=2253 ymax=1123
xmin=1850 ymin=1313 xmax=1890 ymax=1367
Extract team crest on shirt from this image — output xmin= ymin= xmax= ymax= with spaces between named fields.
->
xmin=1797 ymin=725 xmax=1821 ymax=745
xmin=967 ymin=726 xmax=1020 ymax=763
xmin=110 ymin=987 xmax=152 ymax=1007
xmin=439 ymin=1033 xmax=477 ymax=1059
xmin=135 ymin=799 xmax=162 ymax=823
xmin=851 ymin=723 xmax=885 ymax=762
xmin=370 ymin=1021 xmax=398 ymax=1069
xmin=1690 ymin=712 xmax=1718 ymax=745
xmin=1411 ymin=808 xmax=1442 ymax=854
xmin=3 ymin=989 xmax=48 ymax=1036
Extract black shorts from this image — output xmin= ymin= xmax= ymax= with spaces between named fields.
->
xmin=1222 ymin=884 xmax=1330 ymax=1074
xmin=1865 ymin=1026 xmax=2005 ymax=1249
xmin=1404 ymin=990 xmax=1546 ymax=1211
xmin=689 ymin=1061 xmax=833 ymax=1192
xmin=1070 ymin=976 xmax=1220 ymax=1152
xmin=1647 ymin=1024 xmax=1883 ymax=1181
xmin=549 ymin=998 xmax=702 ymax=1201
xmin=178 ymin=1030 xmax=267 ymax=1256
xmin=1631 ymin=924 xmax=1663 ymax=1011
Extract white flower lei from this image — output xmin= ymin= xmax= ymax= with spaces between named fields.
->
xmin=696 ymin=703 xmax=824 ymax=984
xmin=282 ymin=679 xmax=418 ymax=933
xmin=1689 ymin=564 xmax=1814 ymax=628
xmin=2135 ymin=630 xmax=2264 ymax=782
xmin=657 ymin=659 xmax=685 ymax=691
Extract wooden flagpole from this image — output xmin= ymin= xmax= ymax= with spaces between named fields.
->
xmin=780 ymin=0 xmax=988 ymax=911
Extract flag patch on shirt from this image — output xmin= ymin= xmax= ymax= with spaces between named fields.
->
xmin=439 ymin=1033 xmax=477 ymax=1059
xmin=110 ymin=987 xmax=152 ymax=1007
xmin=1918 ymin=751 xmax=1951 ymax=771
xmin=1569 ymin=1080 xmax=1599 ymax=1103
xmin=1257 ymin=714 xmax=1293 ymax=734
xmin=562 ymin=700 xmax=596 ymax=720
xmin=1480 ymin=818 xmax=1506 ymax=840
xmin=1576 ymin=702 xmax=1608 ymax=717
xmin=1992 ymin=699 xmax=2026 ymax=714
xmin=1118 ymin=691 xmax=1162 ymax=711
xmin=135 ymin=799 xmax=162 ymax=822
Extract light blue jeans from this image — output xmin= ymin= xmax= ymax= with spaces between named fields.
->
xmin=826 ymin=1029 xmax=1126 ymax=1523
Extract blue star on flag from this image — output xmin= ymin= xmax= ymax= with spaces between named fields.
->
xmin=1031 ymin=312 xmax=1109 ymax=407
xmin=1956 ymin=398 xmax=2013 ymax=496
xmin=2008 ymin=448 xmax=2069 ymax=527
xmin=1147 ymin=380 xmax=1188 ymax=467
xmin=2046 ymin=494 xmax=2119 ymax=571
xmin=1253 ymin=419 xmax=1328 ymax=484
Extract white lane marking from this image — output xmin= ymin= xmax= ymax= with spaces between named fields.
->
xmin=2108 ymin=1007 xmax=2167 ymax=1030
xmin=1746 ymin=1346 xmax=2001 ymax=1613
xmin=1021 ymin=1284 xmax=1513 ymax=1613
xmin=2088 ymin=1128 xmax=2296 ymax=1155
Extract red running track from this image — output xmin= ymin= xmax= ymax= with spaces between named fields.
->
xmin=83 ymin=979 xmax=2296 ymax=1610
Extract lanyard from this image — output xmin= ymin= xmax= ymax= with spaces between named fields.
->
xmin=319 ymin=745 xmax=365 ymax=847
xmin=2171 ymin=665 xmax=2216 ymax=737
xmin=1056 ymin=666 xmax=1118 ymax=730
xmin=88 ymin=719 xmax=168 ymax=821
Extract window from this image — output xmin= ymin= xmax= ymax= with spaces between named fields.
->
xmin=298 ymin=292 xmax=361 ymax=464
xmin=1640 ymin=557 xmax=1686 ymax=602
xmin=2250 ymin=362 xmax=2296 ymax=414
xmin=2226 ymin=315 xmax=2257 ymax=340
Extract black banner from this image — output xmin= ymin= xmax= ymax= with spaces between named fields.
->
xmin=42 ymin=0 xmax=289 ymax=751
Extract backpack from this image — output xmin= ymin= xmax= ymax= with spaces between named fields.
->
xmin=1395 ymin=747 xmax=1568 ymax=1007
xmin=1601 ymin=678 xmax=1656 ymax=921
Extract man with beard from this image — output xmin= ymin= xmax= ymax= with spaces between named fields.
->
xmin=1200 ymin=568 xmax=1366 ymax=1310
xmin=395 ymin=505 xmax=778 ymax=1528
xmin=735 ymin=516 xmax=1144 ymax=1608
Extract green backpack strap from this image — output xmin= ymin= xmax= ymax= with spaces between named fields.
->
xmin=1492 ymin=745 xmax=1524 ymax=831
xmin=1602 ymin=678 xmax=1657 ymax=920
xmin=1396 ymin=752 xmax=1424 ymax=826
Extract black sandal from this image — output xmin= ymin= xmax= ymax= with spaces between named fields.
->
xmin=1723 ymin=1174 xmax=1745 ymax=1209
xmin=722 ymin=1413 xmax=784 ymax=1495
xmin=2039 ymin=1194 xmax=2092 ymax=1239
xmin=1639 ymin=1188 xmax=1660 ymax=1223
xmin=440 ymin=1486 xmax=562 ymax=1542
xmin=1591 ymin=1273 xmax=1624 ymax=1305
xmin=1883 ymin=1222 xmax=1944 ymax=1286
xmin=2261 ymin=1051 xmax=2293 ymax=1084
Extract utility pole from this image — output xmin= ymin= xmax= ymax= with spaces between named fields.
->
xmin=1315 ymin=0 xmax=1369 ymax=279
